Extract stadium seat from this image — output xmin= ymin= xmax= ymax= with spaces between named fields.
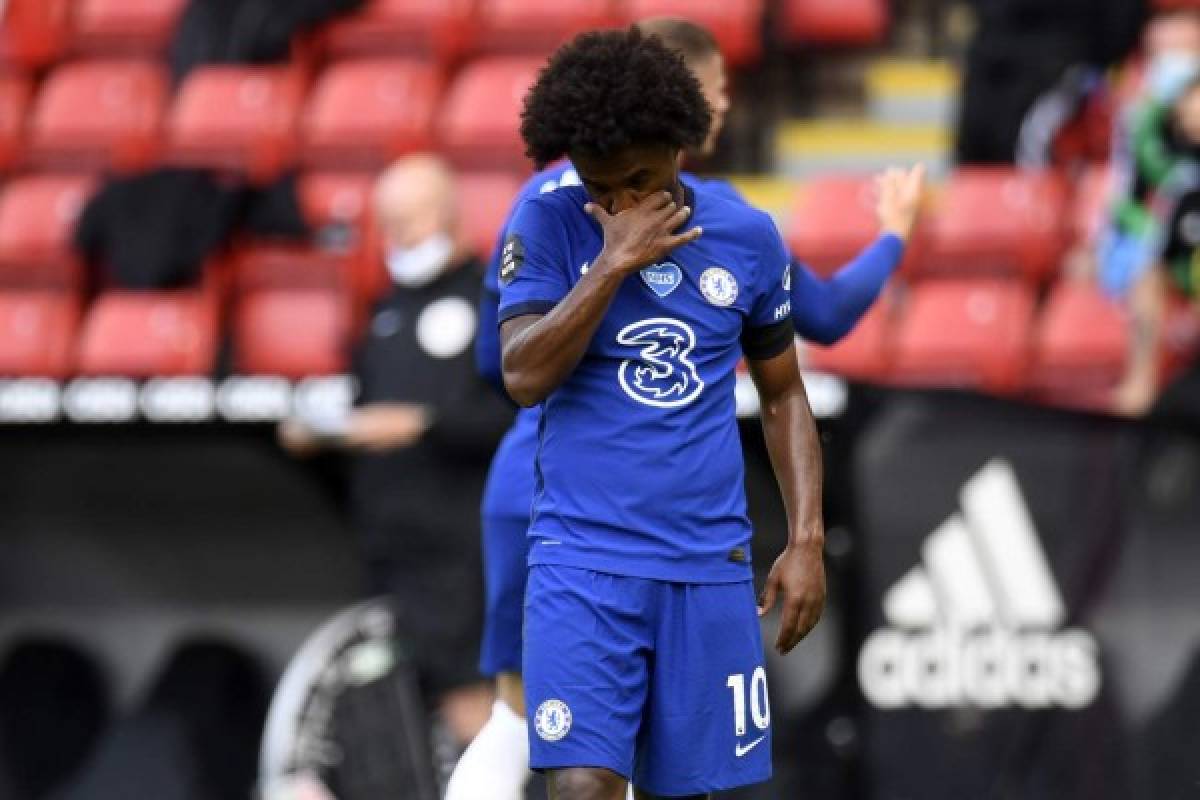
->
xmin=892 ymin=279 xmax=1035 ymax=393
xmin=319 ymin=0 xmax=474 ymax=64
xmin=622 ymin=0 xmax=765 ymax=66
xmin=75 ymin=289 xmax=219 ymax=377
xmin=922 ymin=169 xmax=1069 ymax=283
xmin=787 ymin=175 xmax=882 ymax=277
xmin=0 ymin=291 xmax=78 ymax=378
xmin=805 ymin=299 xmax=892 ymax=381
xmin=234 ymin=173 xmax=375 ymax=291
xmin=1030 ymin=280 xmax=1128 ymax=410
xmin=166 ymin=66 xmax=306 ymax=181
xmin=438 ymin=57 xmax=543 ymax=170
xmin=780 ymin=0 xmax=888 ymax=46
xmin=0 ymin=73 xmax=32 ymax=172
xmin=0 ymin=0 xmax=71 ymax=69
xmin=0 ymin=175 xmax=96 ymax=289
xmin=70 ymin=0 xmax=187 ymax=56
xmin=234 ymin=289 xmax=349 ymax=378
xmin=1070 ymin=164 xmax=1116 ymax=246
xmin=476 ymin=0 xmax=618 ymax=57
xmin=29 ymin=60 xmax=169 ymax=173
xmin=302 ymin=59 xmax=441 ymax=169
xmin=457 ymin=172 xmax=523 ymax=260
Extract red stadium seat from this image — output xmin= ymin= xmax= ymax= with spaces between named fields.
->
xmin=0 ymin=73 xmax=32 ymax=172
xmin=805 ymin=299 xmax=892 ymax=381
xmin=457 ymin=171 xmax=523 ymax=260
xmin=302 ymin=59 xmax=441 ymax=169
xmin=0 ymin=0 xmax=71 ymax=69
xmin=787 ymin=176 xmax=880 ymax=277
xmin=234 ymin=288 xmax=350 ymax=377
xmin=167 ymin=66 xmax=306 ymax=181
xmin=781 ymin=0 xmax=888 ymax=46
xmin=30 ymin=60 xmax=169 ymax=173
xmin=923 ymin=169 xmax=1069 ymax=283
xmin=75 ymin=289 xmax=219 ymax=377
xmin=320 ymin=0 xmax=474 ymax=64
xmin=622 ymin=0 xmax=765 ymax=66
xmin=1031 ymin=281 xmax=1128 ymax=410
xmin=0 ymin=175 xmax=96 ymax=289
xmin=1070 ymin=164 xmax=1116 ymax=246
xmin=0 ymin=291 xmax=78 ymax=378
xmin=70 ymin=0 xmax=187 ymax=56
xmin=234 ymin=173 xmax=375 ymax=291
xmin=438 ymin=57 xmax=542 ymax=170
xmin=476 ymin=0 xmax=618 ymax=57
xmin=892 ymin=279 xmax=1035 ymax=393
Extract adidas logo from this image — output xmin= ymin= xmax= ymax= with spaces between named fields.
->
xmin=857 ymin=459 xmax=1101 ymax=710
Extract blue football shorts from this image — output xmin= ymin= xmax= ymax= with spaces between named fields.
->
xmin=523 ymin=564 xmax=773 ymax=796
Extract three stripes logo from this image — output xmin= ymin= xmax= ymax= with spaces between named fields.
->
xmin=857 ymin=460 xmax=1101 ymax=710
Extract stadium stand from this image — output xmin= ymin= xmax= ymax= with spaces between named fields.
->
xmin=622 ymin=0 xmax=765 ymax=66
xmin=779 ymin=0 xmax=888 ymax=47
xmin=233 ymin=287 xmax=350 ymax=377
xmin=29 ymin=60 xmax=169 ymax=173
xmin=891 ymin=278 xmax=1036 ymax=394
xmin=0 ymin=0 xmax=71 ymax=70
xmin=0 ymin=291 xmax=79 ymax=378
xmin=805 ymin=299 xmax=892 ymax=381
xmin=166 ymin=65 xmax=307 ymax=181
xmin=75 ymin=288 xmax=219 ymax=377
xmin=437 ymin=56 xmax=542 ymax=170
xmin=921 ymin=168 xmax=1069 ymax=283
xmin=301 ymin=58 xmax=442 ymax=169
xmin=69 ymin=0 xmax=188 ymax=57
xmin=319 ymin=0 xmax=475 ymax=64
xmin=0 ymin=175 xmax=96 ymax=290
xmin=1031 ymin=281 xmax=1130 ymax=410
xmin=476 ymin=0 xmax=618 ymax=56
xmin=0 ymin=73 xmax=32 ymax=173
xmin=787 ymin=175 xmax=893 ymax=277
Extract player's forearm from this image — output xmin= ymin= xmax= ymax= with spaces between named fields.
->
xmin=760 ymin=378 xmax=824 ymax=549
xmin=791 ymin=235 xmax=902 ymax=346
xmin=501 ymin=259 xmax=626 ymax=406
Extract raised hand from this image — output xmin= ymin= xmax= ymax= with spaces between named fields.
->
xmin=875 ymin=163 xmax=926 ymax=243
xmin=584 ymin=191 xmax=702 ymax=276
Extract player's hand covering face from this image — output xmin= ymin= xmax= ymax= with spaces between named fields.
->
xmin=574 ymin=144 xmax=702 ymax=276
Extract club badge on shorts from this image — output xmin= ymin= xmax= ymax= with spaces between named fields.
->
xmin=534 ymin=698 xmax=573 ymax=741
xmin=699 ymin=267 xmax=738 ymax=307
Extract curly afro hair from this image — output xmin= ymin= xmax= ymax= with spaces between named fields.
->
xmin=519 ymin=28 xmax=712 ymax=169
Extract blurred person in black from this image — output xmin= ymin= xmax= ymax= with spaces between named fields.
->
xmin=278 ymin=154 xmax=512 ymax=753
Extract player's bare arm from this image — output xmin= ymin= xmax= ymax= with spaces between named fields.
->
xmin=749 ymin=343 xmax=826 ymax=654
xmin=500 ymin=191 xmax=701 ymax=406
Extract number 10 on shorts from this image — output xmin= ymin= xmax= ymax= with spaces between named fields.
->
xmin=726 ymin=667 xmax=771 ymax=736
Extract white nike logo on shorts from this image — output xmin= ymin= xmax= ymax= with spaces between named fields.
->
xmin=735 ymin=736 xmax=765 ymax=758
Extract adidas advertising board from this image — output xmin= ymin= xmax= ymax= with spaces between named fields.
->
xmin=858 ymin=460 xmax=1101 ymax=710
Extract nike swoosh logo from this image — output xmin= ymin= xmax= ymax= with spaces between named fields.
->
xmin=735 ymin=736 xmax=766 ymax=757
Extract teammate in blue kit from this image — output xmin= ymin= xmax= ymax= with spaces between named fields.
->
xmin=446 ymin=18 xmax=923 ymax=800
xmin=497 ymin=28 xmax=823 ymax=800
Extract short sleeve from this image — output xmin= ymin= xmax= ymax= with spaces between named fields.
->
xmin=741 ymin=215 xmax=795 ymax=360
xmin=497 ymin=197 xmax=573 ymax=324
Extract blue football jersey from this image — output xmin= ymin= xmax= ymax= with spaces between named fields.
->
xmin=497 ymin=182 xmax=794 ymax=583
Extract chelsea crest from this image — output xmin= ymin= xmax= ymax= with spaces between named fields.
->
xmin=699 ymin=267 xmax=738 ymax=307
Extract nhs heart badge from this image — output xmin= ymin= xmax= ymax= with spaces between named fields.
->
xmin=640 ymin=262 xmax=683 ymax=298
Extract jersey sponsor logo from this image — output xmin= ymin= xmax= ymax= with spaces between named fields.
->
xmin=640 ymin=262 xmax=683 ymax=298
xmin=699 ymin=267 xmax=738 ymax=307
xmin=616 ymin=318 xmax=705 ymax=408
xmin=857 ymin=460 xmax=1101 ymax=710
xmin=499 ymin=233 xmax=524 ymax=286
xmin=773 ymin=301 xmax=792 ymax=321
xmin=534 ymin=698 xmax=572 ymax=741
xmin=782 ymin=265 xmax=792 ymax=293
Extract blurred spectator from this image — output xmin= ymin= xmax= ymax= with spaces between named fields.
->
xmin=278 ymin=155 xmax=511 ymax=753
